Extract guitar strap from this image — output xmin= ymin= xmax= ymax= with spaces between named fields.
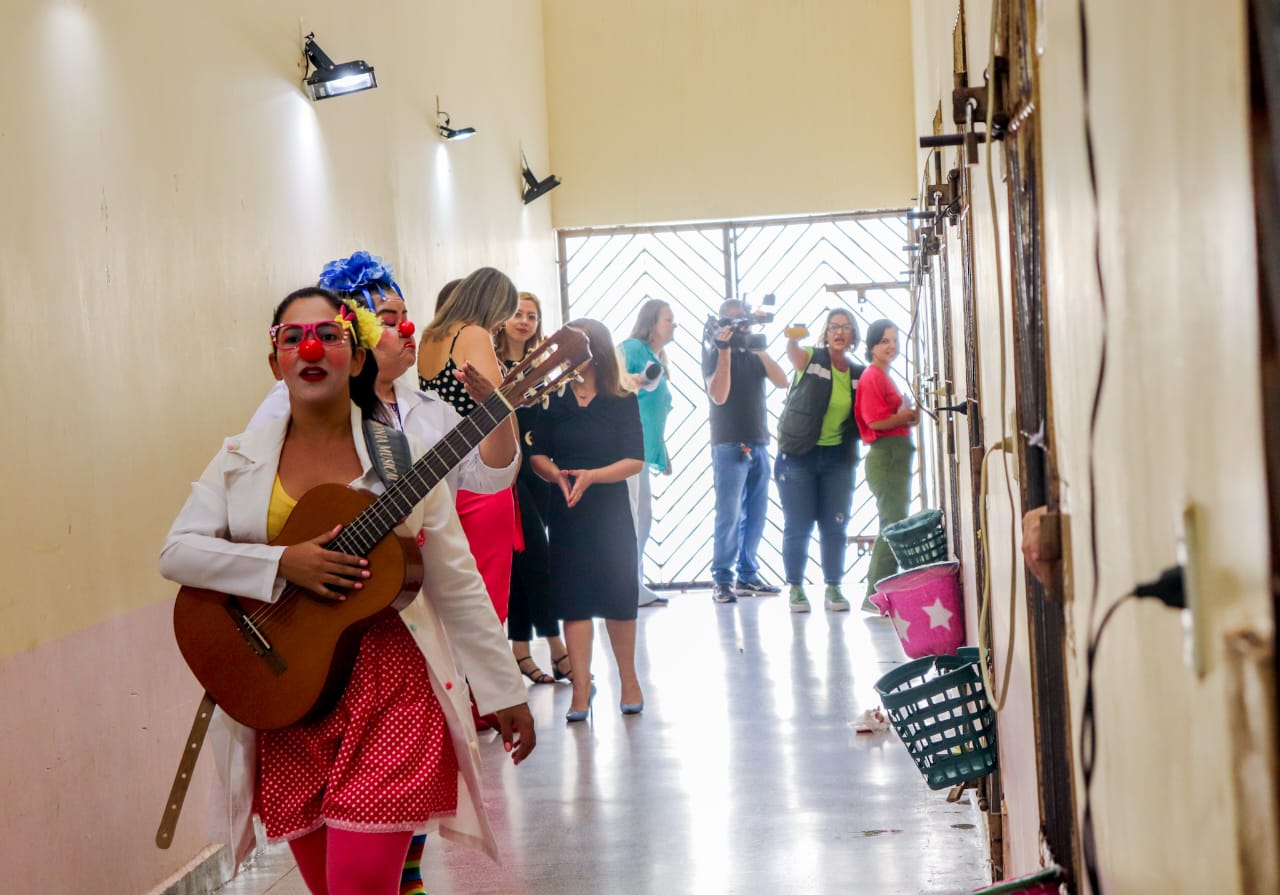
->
xmin=155 ymin=691 xmax=217 ymax=849
xmin=363 ymin=419 xmax=414 ymax=486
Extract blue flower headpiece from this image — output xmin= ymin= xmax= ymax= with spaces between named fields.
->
xmin=317 ymin=251 xmax=405 ymax=312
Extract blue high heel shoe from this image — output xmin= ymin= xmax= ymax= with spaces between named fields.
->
xmin=620 ymin=698 xmax=645 ymax=715
xmin=565 ymin=684 xmax=596 ymax=723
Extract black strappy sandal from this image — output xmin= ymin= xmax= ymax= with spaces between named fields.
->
xmin=551 ymin=654 xmax=574 ymax=682
xmin=517 ymin=656 xmax=555 ymax=685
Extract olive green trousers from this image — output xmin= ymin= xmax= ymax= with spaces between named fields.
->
xmin=863 ymin=435 xmax=915 ymax=595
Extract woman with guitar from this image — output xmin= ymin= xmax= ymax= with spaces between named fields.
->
xmin=245 ymin=253 xmax=518 ymax=895
xmin=160 ymin=287 xmax=534 ymax=895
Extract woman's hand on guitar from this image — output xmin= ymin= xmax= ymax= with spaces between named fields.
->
xmin=453 ymin=360 xmax=496 ymax=403
xmin=278 ymin=525 xmax=370 ymax=601
xmin=495 ymin=702 xmax=536 ymax=765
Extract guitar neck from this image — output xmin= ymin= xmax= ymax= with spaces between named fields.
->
xmin=329 ymin=391 xmax=511 ymax=556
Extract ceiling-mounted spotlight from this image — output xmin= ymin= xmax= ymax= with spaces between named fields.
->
xmin=436 ymin=96 xmax=476 ymax=141
xmin=303 ymin=33 xmax=377 ymax=101
xmin=438 ymin=121 xmax=476 ymax=141
xmin=521 ymin=152 xmax=561 ymax=205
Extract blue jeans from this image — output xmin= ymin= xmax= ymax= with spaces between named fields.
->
xmin=774 ymin=446 xmax=855 ymax=585
xmin=710 ymin=441 xmax=770 ymax=585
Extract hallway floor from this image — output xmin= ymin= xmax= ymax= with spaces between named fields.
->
xmin=214 ymin=588 xmax=990 ymax=895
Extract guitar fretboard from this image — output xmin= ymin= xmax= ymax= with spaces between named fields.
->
xmin=327 ymin=391 xmax=511 ymax=556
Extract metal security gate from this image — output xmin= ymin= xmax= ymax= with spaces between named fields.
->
xmin=558 ymin=211 xmax=917 ymax=589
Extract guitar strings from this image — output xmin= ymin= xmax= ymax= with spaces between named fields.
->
xmin=338 ymin=402 xmax=496 ymax=550
xmin=244 ymin=394 xmax=505 ymax=630
xmin=241 ymin=345 xmax=571 ymax=634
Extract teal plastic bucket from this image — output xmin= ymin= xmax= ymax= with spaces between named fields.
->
xmin=882 ymin=508 xmax=949 ymax=570
xmin=874 ymin=647 xmax=997 ymax=790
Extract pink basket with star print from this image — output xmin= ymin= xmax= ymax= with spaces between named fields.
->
xmin=870 ymin=561 xmax=964 ymax=658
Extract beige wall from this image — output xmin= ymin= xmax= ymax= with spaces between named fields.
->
xmin=911 ymin=1 xmax=1276 ymax=892
xmin=542 ymin=0 xmax=918 ymax=228
xmin=0 ymin=1 xmax=555 ymax=889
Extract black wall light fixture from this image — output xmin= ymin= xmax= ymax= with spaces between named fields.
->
xmin=520 ymin=152 xmax=560 ymax=204
xmin=303 ymin=33 xmax=377 ymax=101
xmin=436 ymin=96 xmax=476 ymax=141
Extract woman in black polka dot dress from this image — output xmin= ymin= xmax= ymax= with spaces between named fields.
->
xmin=417 ymin=268 xmax=521 ymax=623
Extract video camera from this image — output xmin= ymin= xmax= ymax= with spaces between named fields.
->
xmin=703 ymin=293 xmax=777 ymax=352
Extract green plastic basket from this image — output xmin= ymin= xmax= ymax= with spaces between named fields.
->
xmin=967 ymin=866 xmax=1062 ymax=894
xmin=874 ymin=647 xmax=998 ymax=790
xmin=882 ymin=508 xmax=949 ymax=570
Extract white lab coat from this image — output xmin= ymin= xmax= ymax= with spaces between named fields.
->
xmin=246 ymin=379 xmax=517 ymax=495
xmin=158 ymin=406 xmax=526 ymax=869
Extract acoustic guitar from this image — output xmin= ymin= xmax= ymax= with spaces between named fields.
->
xmin=171 ymin=326 xmax=590 ymax=732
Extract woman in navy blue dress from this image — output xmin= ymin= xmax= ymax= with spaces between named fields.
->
xmin=530 ymin=319 xmax=646 ymax=720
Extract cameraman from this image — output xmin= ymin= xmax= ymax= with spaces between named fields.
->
xmin=703 ymin=299 xmax=789 ymax=603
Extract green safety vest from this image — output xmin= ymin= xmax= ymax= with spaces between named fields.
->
xmin=776 ymin=346 xmax=866 ymax=460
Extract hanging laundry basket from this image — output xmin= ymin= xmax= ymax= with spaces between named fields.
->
xmin=882 ymin=509 xmax=949 ymax=571
xmin=967 ymin=866 xmax=1063 ymax=894
xmin=874 ymin=647 xmax=997 ymax=790
xmin=870 ymin=560 xmax=964 ymax=658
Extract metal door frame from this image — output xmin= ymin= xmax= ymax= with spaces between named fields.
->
xmin=557 ymin=210 xmax=914 ymax=589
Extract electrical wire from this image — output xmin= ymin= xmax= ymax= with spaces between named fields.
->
xmin=1077 ymin=565 xmax=1185 ymax=893
xmin=1074 ymin=0 xmax=1111 ymax=888
xmin=978 ymin=442 xmax=1019 ymax=710
xmin=1077 ymin=0 xmax=1109 ymax=655
xmin=972 ymin=0 xmax=1021 ymax=715
xmin=1079 ymin=595 xmax=1131 ymax=895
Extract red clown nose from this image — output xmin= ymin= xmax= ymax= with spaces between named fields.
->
xmin=297 ymin=339 xmax=326 ymax=362
xmin=398 ymin=320 xmax=416 ymax=338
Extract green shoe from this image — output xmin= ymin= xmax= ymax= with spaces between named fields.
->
xmin=824 ymin=585 xmax=850 ymax=612
xmin=789 ymin=585 xmax=810 ymax=613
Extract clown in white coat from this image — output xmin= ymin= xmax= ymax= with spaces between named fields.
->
xmin=159 ymin=287 xmax=531 ymax=887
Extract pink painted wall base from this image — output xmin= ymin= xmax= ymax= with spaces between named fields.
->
xmin=0 ymin=599 xmax=218 ymax=892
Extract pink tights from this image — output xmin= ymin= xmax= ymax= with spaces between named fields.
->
xmin=288 ymin=826 xmax=414 ymax=895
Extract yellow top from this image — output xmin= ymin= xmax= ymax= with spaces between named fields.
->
xmin=266 ymin=475 xmax=298 ymax=541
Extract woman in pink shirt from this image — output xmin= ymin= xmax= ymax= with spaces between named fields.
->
xmin=853 ymin=319 xmax=919 ymax=598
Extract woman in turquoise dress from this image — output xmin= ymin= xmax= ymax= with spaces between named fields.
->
xmin=619 ymin=300 xmax=676 ymax=607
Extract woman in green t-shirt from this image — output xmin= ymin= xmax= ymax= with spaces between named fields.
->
xmin=775 ymin=308 xmax=863 ymax=613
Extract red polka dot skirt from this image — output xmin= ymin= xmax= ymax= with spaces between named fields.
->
xmin=256 ymin=614 xmax=459 ymax=840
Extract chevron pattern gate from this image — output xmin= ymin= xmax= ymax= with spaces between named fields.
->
xmin=557 ymin=211 xmax=917 ymax=589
